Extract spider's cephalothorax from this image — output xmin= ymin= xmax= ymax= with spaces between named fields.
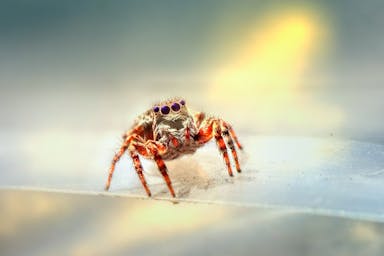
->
xmin=105 ymin=98 xmax=243 ymax=197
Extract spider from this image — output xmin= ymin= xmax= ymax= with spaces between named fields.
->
xmin=104 ymin=98 xmax=243 ymax=197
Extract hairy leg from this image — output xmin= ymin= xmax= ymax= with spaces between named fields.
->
xmin=196 ymin=118 xmax=234 ymax=177
xmin=221 ymin=122 xmax=241 ymax=173
xmin=105 ymin=133 xmax=145 ymax=191
xmin=153 ymin=154 xmax=176 ymax=197
xmin=194 ymin=112 xmax=206 ymax=128
xmin=129 ymin=150 xmax=151 ymax=197
xmin=222 ymin=121 xmax=243 ymax=150
xmin=131 ymin=139 xmax=174 ymax=197
xmin=105 ymin=138 xmax=131 ymax=191
xmin=213 ymin=121 xmax=234 ymax=177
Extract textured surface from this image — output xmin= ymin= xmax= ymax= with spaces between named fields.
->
xmin=1 ymin=190 xmax=384 ymax=256
xmin=1 ymin=133 xmax=384 ymax=221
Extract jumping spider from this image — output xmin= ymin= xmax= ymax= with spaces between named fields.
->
xmin=105 ymin=98 xmax=243 ymax=197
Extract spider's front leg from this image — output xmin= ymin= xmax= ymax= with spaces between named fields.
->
xmin=153 ymin=153 xmax=176 ymax=197
xmin=105 ymin=136 xmax=131 ymax=191
xmin=105 ymin=133 xmax=152 ymax=195
xmin=105 ymin=134 xmax=175 ymax=197
xmin=134 ymin=140 xmax=176 ymax=197
xmin=128 ymin=148 xmax=152 ymax=197
xmin=195 ymin=116 xmax=243 ymax=176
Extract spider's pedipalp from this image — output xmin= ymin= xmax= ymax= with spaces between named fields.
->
xmin=185 ymin=127 xmax=190 ymax=142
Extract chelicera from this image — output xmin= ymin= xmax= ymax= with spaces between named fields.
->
xmin=104 ymin=98 xmax=243 ymax=197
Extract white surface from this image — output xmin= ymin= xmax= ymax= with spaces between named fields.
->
xmin=2 ymin=190 xmax=384 ymax=256
xmin=1 ymin=132 xmax=384 ymax=221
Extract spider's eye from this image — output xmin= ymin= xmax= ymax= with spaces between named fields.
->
xmin=180 ymin=100 xmax=185 ymax=105
xmin=153 ymin=106 xmax=160 ymax=113
xmin=161 ymin=105 xmax=170 ymax=115
xmin=171 ymin=102 xmax=181 ymax=112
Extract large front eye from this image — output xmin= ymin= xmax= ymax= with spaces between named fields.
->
xmin=161 ymin=105 xmax=170 ymax=114
xmin=171 ymin=102 xmax=180 ymax=112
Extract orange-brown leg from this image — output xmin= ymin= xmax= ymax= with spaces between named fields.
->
xmin=194 ymin=112 xmax=206 ymax=128
xmin=195 ymin=119 xmax=234 ymax=177
xmin=222 ymin=121 xmax=243 ymax=150
xmin=105 ymin=133 xmax=145 ymax=191
xmin=154 ymin=154 xmax=176 ymax=197
xmin=221 ymin=123 xmax=241 ymax=173
xmin=105 ymin=139 xmax=131 ymax=191
xmin=214 ymin=122 xmax=234 ymax=177
xmin=195 ymin=118 xmax=214 ymax=144
xmin=129 ymin=150 xmax=151 ymax=197
xmin=130 ymin=139 xmax=173 ymax=197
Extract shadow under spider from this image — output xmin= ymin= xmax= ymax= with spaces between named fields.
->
xmin=157 ymin=158 xmax=213 ymax=198
xmin=153 ymin=157 xmax=244 ymax=198
xmin=128 ymin=149 xmax=249 ymax=198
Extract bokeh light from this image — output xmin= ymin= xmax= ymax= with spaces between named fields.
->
xmin=210 ymin=6 xmax=343 ymax=135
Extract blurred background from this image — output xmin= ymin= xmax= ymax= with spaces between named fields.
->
xmin=1 ymin=0 xmax=384 ymax=255
xmin=1 ymin=0 xmax=384 ymax=186
xmin=1 ymin=0 xmax=383 ymax=138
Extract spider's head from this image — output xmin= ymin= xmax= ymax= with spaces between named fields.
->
xmin=152 ymin=98 xmax=187 ymax=116
xmin=152 ymin=98 xmax=193 ymax=130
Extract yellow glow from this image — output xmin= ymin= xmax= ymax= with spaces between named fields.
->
xmin=0 ymin=191 xmax=74 ymax=237
xmin=218 ymin=12 xmax=314 ymax=90
xmin=70 ymin=200 xmax=230 ymax=255
xmin=210 ymin=8 xmax=342 ymax=133
xmin=351 ymin=223 xmax=381 ymax=242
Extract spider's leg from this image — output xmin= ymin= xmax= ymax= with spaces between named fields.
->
xmin=194 ymin=112 xmax=206 ymax=128
xmin=137 ymin=139 xmax=175 ymax=197
xmin=194 ymin=119 xmax=214 ymax=144
xmin=222 ymin=121 xmax=243 ymax=150
xmin=105 ymin=133 xmax=145 ymax=191
xmin=128 ymin=149 xmax=152 ymax=197
xmin=105 ymin=138 xmax=131 ymax=191
xmin=129 ymin=138 xmax=168 ymax=197
xmin=221 ymin=122 xmax=241 ymax=173
xmin=195 ymin=119 xmax=234 ymax=177
xmin=154 ymin=154 xmax=176 ymax=197
xmin=214 ymin=122 xmax=234 ymax=177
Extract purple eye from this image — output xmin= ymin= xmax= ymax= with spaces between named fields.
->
xmin=161 ymin=105 xmax=170 ymax=115
xmin=171 ymin=102 xmax=180 ymax=112
xmin=180 ymin=100 xmax=185 ymax=105
xmin=153 ymin=106 xmax=160 ymax=113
